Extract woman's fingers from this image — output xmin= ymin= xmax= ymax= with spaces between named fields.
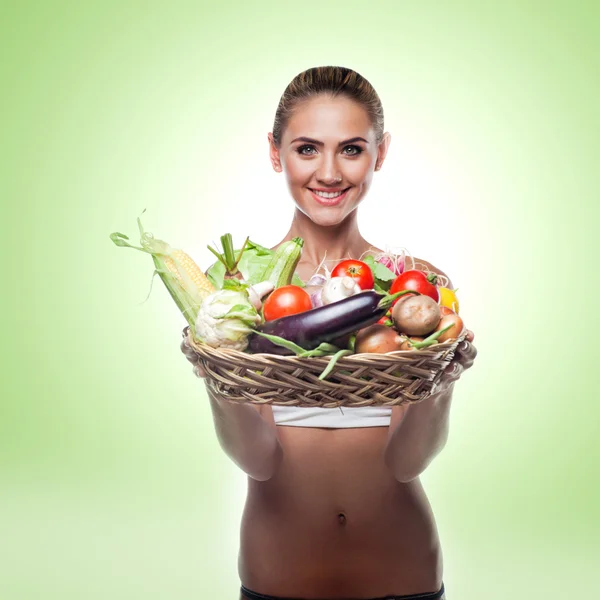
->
xmin=180 ymin=327 xmax=207 ymax=378
xmin=180 ymin=338 xmax=198 ymax=364
xmin=431 ymin=361 xmax=462 ymax=395
xmin=444 ymin=360 xmax=463 ymax=383
xmin=193 ymin=364 xmax=208 ymax=378
xmin=435 ymin=336 xmax=478 ymax=393
xmin=456 ymin=339 xmax=478 ymax=369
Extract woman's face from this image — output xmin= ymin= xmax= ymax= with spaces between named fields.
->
xmin=269 ymin=95 xmax=391 ymax=227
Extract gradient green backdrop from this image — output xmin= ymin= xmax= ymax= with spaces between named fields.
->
xmin=2 ymin=1 xmax=598 ymax=599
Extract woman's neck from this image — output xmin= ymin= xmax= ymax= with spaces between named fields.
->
xmin=280 ymin=208 xmax=371 ymax=268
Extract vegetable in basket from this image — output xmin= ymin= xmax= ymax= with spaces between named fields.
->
xmin=372 ymin=248 xmax=407 ymax=276
xmin=390 ymin=269 xmax=440 ymax=303
xmin=259 ymin=237 xmax=304 ymax=288
xmin=206 ymin=239 xmax=305 ymax=290
xmin=248 ymin=289 xmax=419 ymax=355
xmin=438 ymin=286 xmax=460 ymax=313
xmin=195 ymin=289 xmax=261 ymax=351
xmin=207 ymin=233 xmax=249 ymax=281
xmin=362 ymin=255 xmax=398 ymax=293
xmin=354 ymin=324 xmax=405 ymax=354
xmin=398 ymin=323 xmax=457 ymax=350
xmin=391 ymin=294 xmax=442 ymax=336
xmin=330 ymin=259 xmax=374 ymax=291
xmin=321 ymin=276 xmax=362 ymax=305
xmin=110 ymin=215 xmax=214 ymax=330
xmin=433 ymin=312 xmax=464 ymax=343
xmin=263 ymin=285 xmax=312 ymax=322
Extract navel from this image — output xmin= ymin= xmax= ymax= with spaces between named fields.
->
xmin=337 ymin=512 xmax=347 ymax=526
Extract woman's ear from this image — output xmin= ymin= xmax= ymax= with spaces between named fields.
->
xmin=375 ymin=132 xmax=392 ymax=171
xmin=268 ymin=133 xmax=283 ymax=172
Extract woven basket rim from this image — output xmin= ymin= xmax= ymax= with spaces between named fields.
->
xmin=186 ymin=329 xmax=466 ymax=407
xmin=187 ymin=330 xmax=466 ymax=361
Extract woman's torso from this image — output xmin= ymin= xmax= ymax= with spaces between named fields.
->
xmin=239 ymin=420 xmax=443 ymax=599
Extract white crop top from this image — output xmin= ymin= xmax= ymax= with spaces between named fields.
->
xmin=272 ymin=405 xmax=392 ymax=428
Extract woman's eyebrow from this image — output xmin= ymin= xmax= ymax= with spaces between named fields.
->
xmin=290 ymin=136 xmax=369 ymax=145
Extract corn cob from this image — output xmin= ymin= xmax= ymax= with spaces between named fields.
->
xmin=110 ymin=216 xmax=214 ymax=330
xmin=164 ymin=250 xmax=215 ymax=296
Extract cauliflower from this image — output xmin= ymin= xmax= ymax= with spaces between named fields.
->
xmin=195 ymin=289 xmax=260 ymax=351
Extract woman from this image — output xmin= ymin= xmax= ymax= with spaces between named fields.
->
xmin=182 ymin=66 xmax=477 ymax=600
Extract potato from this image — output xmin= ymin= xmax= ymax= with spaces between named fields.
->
xmin=392 ymin=295 xmax=442 ymax=336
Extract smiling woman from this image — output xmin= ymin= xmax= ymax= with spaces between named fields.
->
xmin=268 ymin=75 xmax=390 ymax=232
xmin=181 ymin=65 xmax=476 ymax=600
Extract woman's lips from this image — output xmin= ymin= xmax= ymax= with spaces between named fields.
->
xmin=308 ymin=187 xmax=350 ymax=206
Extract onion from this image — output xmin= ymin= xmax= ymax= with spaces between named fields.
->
xmin=355 ymin=324 xmax=405 ymax=354
xmin=434 ymin=313 xmax=465 ymax=343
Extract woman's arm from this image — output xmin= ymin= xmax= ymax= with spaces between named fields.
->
xmin=181 ymin=330 xmax=283 ymax=482
xmin=383 ymin=336 xmax=477 ymax=482
xmin=206 ymin=389 xmax=283 ymax=482
xmin=383 ymin=384 xmax=455 ymax=483
xmin=382 ymin=260 xmax=473 ymax=482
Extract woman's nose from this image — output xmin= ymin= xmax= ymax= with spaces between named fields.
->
xmin=316 ymin=154 xmax=342 ymax=185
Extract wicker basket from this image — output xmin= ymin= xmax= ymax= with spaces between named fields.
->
xmin=186 ymin=328 xmax=466 ymax=408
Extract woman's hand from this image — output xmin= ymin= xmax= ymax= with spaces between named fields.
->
xmin=180 ymin=326 xmax=207 ymax=378
xmin=384 ymin=329 xmax=477 ymax=481
xmin=432 ymin=329 xmax=477 ymax=395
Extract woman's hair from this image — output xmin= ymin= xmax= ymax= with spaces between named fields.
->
xmin=272 ymin=66 xmax=384 ymax=147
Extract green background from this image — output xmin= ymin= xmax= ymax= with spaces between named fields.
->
xmin=1 ymin=1 xmax=598 ymax=598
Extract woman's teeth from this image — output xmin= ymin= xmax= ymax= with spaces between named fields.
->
xmin=312 ymin=189 xmax=345 ymax=199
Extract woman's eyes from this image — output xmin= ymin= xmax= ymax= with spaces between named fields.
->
xmin=296 ymin=144 xmax=363 ymax=156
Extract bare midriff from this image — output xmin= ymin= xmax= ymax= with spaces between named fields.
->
xmin=238 ymin=424 xmax=443 ymax=599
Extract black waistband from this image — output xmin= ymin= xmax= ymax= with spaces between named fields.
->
xmin=240 ymin=582 xmax=445 ymax=600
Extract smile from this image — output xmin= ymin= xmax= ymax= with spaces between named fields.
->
xmin=308 ymin=187 xmax=350 ymax=206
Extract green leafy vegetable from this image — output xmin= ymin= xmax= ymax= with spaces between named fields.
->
xmin=222 ymin=278 xmax=249 ymax=292
xmin=207 ymin=240 xmax=304 ymax=289
xmin=363 ymin=255 xmax=396 ymax=292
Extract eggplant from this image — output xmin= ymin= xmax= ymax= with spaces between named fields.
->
xmin=249 ymin=290 xmax=397 ymax=355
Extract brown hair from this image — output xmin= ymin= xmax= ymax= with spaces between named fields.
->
xmin=272 ymin=66 xmax=384 ymax=147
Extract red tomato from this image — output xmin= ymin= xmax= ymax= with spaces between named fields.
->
xmin=331 ymin=259 xmax=374 ymax=290
xmin=377 ymin=309 xmax=393 ymax=326
xmin=263 ymin=285 xmax=312 ymax=322
xmin=390 ymin=269 xmax=440 ymax=303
